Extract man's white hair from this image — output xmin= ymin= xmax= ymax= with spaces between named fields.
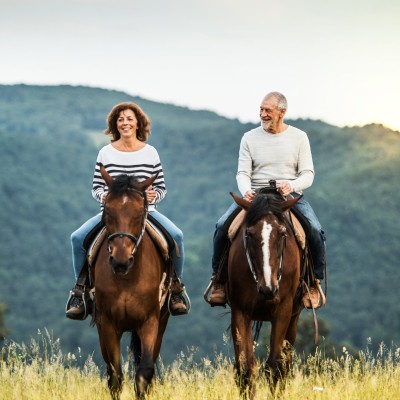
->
xmin=265 ymin=92 xmax=288 ymax=111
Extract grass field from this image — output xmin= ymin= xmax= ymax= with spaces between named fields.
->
xmin=1 ymin=330 xmax=399 ymax=399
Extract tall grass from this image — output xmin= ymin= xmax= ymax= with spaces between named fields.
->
xmin=1 ymin=330 xmax=399 ymax=399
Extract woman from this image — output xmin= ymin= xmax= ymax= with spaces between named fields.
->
xmin=66 ymin=102 xmax=187 ymax=319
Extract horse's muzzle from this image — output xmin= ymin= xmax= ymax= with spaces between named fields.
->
xmin=258 ymin=284 xmax=278 ymax=300
xmin=109 ymin=256 xmax=134 ymax=276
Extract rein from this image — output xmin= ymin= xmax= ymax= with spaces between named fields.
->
xmin=106 ymin=188 xmax=149 ymax=258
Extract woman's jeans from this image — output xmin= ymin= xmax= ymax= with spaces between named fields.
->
xmin=71 ymin=210 xmax=184 ymax=281
xmin=212 ymin=195 xmax=326 ymax=280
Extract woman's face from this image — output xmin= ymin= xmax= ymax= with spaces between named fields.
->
xmin=117 ymin=109 xmax=138 ymax=139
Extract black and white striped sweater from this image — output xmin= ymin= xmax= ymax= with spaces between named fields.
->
xmin=92 ymin=143 xmax=166 ymax=211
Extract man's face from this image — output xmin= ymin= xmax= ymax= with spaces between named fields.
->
xmin=259 ymin=97 xmax=285 ymax=132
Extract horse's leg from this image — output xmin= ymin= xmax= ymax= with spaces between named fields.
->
xmin=153 ymin=308 xmax=169 ymax=362
xmin=134 ymin=316 xmax=159 ymax=397
xmin=266 ymin=305 xmax=293 ymax=387
xmin=282 ymin=312 xmax=301 ymax=372
xmin=231 ymin=308 xmax=256 ymax=398
xmin=96 ymin=322 xmax=123 ymax=400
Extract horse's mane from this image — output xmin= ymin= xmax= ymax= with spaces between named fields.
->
xmin=245 ymin=193 xmax=286 ymax=227
xmin=107 ymin=174 xmax=143 ymax=198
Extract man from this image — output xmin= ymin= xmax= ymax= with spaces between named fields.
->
xmin=209 ymin=92 xmax=326 ymax=309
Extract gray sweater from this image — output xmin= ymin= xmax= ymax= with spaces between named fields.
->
xmin=236 ymin=125 xmax=314 ymax=195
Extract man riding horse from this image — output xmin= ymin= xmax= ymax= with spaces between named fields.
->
xmin=209 ymin=91 xmax=326 ymax=309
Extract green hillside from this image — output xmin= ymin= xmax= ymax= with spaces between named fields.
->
xmin=0 ymin=84 xmax=399 ymax=363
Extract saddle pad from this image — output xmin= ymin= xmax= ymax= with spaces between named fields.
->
xmin=227 ymin=210 xmax=305 ymax=250
xmin=289 ymin=212 xmax=306 ymax=250
xmin=88 ymin=227 xmax=107 ymax=266
xmin=87 ymin=222 xmax=169 ymax=266
xmin=228 ymin=209 xmax=246 ymax=242
xmin=145 ymin=219 xmax=169 ymax=260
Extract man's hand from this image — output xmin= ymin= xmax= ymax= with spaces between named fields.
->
xmin=278 ymin=181 xmax=292 ymax=197
xmin=243 ymin=189 xmax=256 ymax=202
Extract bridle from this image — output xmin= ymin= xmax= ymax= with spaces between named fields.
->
xmin=105 ymin=188 xmax=149 ymax=258
xmin=243 ymin=222 xmax=287 ymax=286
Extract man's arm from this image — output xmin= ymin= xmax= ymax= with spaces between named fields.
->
xmin=236 ymin=136 xmax=253 ymax=196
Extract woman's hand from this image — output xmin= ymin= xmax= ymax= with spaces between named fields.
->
xmin=101 ymin=192 xmax=108 ymax=204
xmin=146 ymin=186 xmax=157 ymax=203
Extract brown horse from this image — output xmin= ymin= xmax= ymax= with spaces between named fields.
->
xmin=228 ymin=190 xmax=304 ymax=397
xmin=93 ymin=167 xmax=170 ymax=399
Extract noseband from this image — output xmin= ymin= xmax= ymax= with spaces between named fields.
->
xmin=105 ymin=188 xmax=149 ymax=258
xmin=243 ymin=224 xmax=287 ymax=286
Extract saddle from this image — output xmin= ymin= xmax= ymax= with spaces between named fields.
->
xmin=73 ymin=216 xmax=175 ymax=295
xmin=217 ymin=184 xmax=313 ymax=288
xmin=228 ymin=208 xmax=306 ymax=250
xmin=87 ymin=218 xmax=173 ymax=267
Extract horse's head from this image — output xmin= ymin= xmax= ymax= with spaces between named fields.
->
xmin=101 ymin=164 xmax=157 ymax=276
xmin=231 ymin=191 xmax=301 ymax=300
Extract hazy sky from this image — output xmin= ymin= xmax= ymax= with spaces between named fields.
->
xmin=1 ymin=0 xmax=399 ymax=130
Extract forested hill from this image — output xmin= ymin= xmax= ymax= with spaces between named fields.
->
xmin=0 ymin=84 xmax=399 ymax=362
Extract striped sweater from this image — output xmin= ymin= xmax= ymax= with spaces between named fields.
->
xmin=92 ymin=144 xmax=166 ymax=211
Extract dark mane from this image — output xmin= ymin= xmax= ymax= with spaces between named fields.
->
xmin=245 ymin=193 xmax=286 ymax=226
xmin=107 ymin=174 xmax=143 ymax=198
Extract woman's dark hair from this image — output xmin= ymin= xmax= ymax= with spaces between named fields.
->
xmin=105 ymin=102 xmax=151 ymax=142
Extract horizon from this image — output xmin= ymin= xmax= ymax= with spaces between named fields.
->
xmin=2 ymin=82 xmax=399 ymax=133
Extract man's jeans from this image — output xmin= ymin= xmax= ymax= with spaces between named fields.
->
xmin=212 ymin=195 xmax=326 ymax=280
xmin=71 ymin=210 xmax=184 ymax=281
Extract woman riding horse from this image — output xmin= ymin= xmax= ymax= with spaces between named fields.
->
xmin=66 ymin=102 xmax=188 ymax=318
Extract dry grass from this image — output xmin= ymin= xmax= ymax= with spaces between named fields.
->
xmin=1 ymin=331 xmax=400 ymax=399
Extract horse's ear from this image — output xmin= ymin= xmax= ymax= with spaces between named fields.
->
xmin=100 ymin=163 xmax=113 ymax=186
xmin=230 ymin=192 xmax=251 ymax=210
xmin=138 ymin=172 xmax=159 ymax=191
xmin=279 ymin=195 xmax=303 ymax=211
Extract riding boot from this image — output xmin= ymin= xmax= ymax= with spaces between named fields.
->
xmin=302 ymin=279 xmax=326 ymax=310
xmin=169 ymin=278 xmax=189 ymax=316
xmin=209 ymin=273 xmax=227 ymax=306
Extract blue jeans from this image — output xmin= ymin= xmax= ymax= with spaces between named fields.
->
xmin=292 ymin=195 xmax=326 ymax=280
xmin=211 ymin=195 xmax=326 ymax=280
xmin=71 ymin=210 xmax=184 ymax=280
xmin=71 ymin=213 xmax=102 ymax=279
xmin=149 ymin=210 xmax=185 ymax=278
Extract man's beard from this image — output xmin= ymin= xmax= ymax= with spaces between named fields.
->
xmin=262 ymin=119 xmax=273 ymax=131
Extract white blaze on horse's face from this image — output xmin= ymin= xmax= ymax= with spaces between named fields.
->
xmin=261 ymin=221 xmax=273 ymax=289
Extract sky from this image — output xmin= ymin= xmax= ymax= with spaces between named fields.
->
xmin=1 ymin=0 xmax=400 ymax=130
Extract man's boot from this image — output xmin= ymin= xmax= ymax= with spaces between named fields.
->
xmin=169 ymin=278 xmax=188 ymax=316
xmin=303 ymin=279 xmax=326 ymax=310
xmin=209 ymin=274 xmax=227 ymax=306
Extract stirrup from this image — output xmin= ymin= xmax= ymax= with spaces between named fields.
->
xmin=65 ymin=285 xmax=92 ymax=320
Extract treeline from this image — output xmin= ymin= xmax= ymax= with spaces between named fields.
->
xmin=0 ymin=84 xmax=399 ymax=363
